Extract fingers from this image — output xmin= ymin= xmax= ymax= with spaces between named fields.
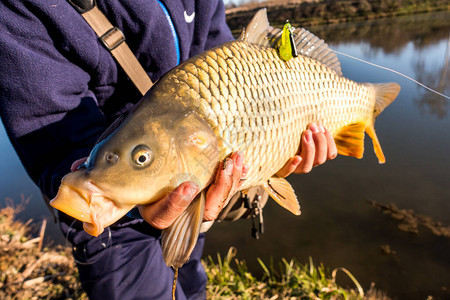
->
xmin=295 ymin=129 xmax=315 ymax=174
xmin=138 ymin=151 xmax=247 ymax=228
xmin=324 ymin=127 xmax=338 ymax=160
xmin=71 ymin=157 xmax=88 ymax=172
xmin=138 ymin=182 xmax=199 ymax=230
xmin=276 ymin=155 xmax=302 ymax=177
xmin=285 ymin=123 xmax=338 ymax=175
xmin=310 ymin=123 xmax=328 ymax=166
xmin=204 ymin=151 xmax=245 ymax=221
xmin=240 ymin=163 xmax=249 ymax=187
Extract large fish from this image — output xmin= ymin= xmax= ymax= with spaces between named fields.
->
xmin=50 ymin=9 xmax=400 ymax=268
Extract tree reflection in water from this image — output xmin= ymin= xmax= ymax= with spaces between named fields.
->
xmin=308 ymin=11 xmax=450 ymax=118
xmin=413 ymin=34 xmax=449 ymax=119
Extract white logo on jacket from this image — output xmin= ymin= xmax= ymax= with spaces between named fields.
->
xmin=184 ymin=11 xmax=195 ymax=23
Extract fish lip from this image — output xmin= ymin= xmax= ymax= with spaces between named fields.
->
xmin=51 ymin=176 xmax=134 ymax=237
xmin=84 ymin=180 xmax=107 ymax=200
xmin=61 ymin=180 xmax=104 ymax=206
xmin=71 ymin=181 xmax=127 ymax=237
xmin=50 ymin=178 xmax=112 ymax=236
xmin=49 ymin=182 xmax=92 ymax=223
xmin=71 ymin=184 xmax=92 ymax=205
xmin=75 ymin=181 xmax=111 ymax=236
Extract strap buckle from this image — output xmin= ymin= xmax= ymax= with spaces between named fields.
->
xmin=67 ymin=0 xmax=96 ymax=14
xmin=100 ymin=27 xmax=125 ymax=51
xmin=244 ymin=194 xmax=264 ymax=240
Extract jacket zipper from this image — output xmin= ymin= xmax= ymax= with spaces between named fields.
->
xmin=156 ymin=0 xmax=181 ymax=66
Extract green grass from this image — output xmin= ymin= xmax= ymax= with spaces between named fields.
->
xmin=1 ymin=202 xmax=388 ymax=299
xmin=204 ymin=247 xmax=377 ymax=299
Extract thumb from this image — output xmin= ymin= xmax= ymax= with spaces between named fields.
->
xmin=138 ymin=181 xmax=199 ymax=229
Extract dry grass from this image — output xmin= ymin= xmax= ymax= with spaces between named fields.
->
xmin=1 ymin=200 xmax=389 ymax=299
xmin=0 ymin=201 xmax=87 ymax=300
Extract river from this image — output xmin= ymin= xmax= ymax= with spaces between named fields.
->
xmin=1 ymin=10 xmax=449 ymax=300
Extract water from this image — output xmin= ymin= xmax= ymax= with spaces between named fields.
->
xmin=0 ymin=123 xmax=64 ymax=243
xmin=204 ymin=11 xmax=450 ymax=299
xmin=1 ymin=11 xmax=449 ymax=299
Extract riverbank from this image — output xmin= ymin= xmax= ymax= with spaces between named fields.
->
xmin=0 ymin=202 xmax=86 ymax=299
xmin=225 ymin=0 xmax=449 ymax=33
xmin=0 ymin=203 xmax=389 ymax=299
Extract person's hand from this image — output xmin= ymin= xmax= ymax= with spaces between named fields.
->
xmin=139 ymin=151 xmax=247 ymax=228
xmin=71 ymin=157 xmax=88 ymax=172
xmin=276 ymin=123 xmax=337 ymax=177
xmin=203 ymin=151 xmax=248 ymax=221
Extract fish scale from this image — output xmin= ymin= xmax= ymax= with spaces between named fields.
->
xmin=157 ymin=40 xmax=366 ymax=187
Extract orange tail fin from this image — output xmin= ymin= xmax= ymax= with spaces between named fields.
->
xmin=366 ymin=83 xmax=401 ymax=164
xmin=334 ymin=83 xmax=400 ymax=163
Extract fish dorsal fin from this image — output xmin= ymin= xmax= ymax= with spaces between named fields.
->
xmin=290 ymin=27 xmax=342 ymax=76
xmin=239 ymin=8 xmax=275 ymax=46
xmin=240 ymin=9 xmax=342 ymax=76
xmin=161 ymin=190 xmax=206 ymax=268
xmin=262 ymin=177 xmax=301 ymax=215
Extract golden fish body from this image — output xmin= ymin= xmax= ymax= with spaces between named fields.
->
xmin=50 ymin=9 xmax=400 ymax=268
xmin=154 ymin=40 xmax=383 ymax=191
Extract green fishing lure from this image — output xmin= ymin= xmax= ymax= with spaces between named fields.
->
xmin=278 ymin=21 xmax=298 ymax=61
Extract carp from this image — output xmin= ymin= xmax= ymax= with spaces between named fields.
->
xmin=50 ymin=9 xmax=400 ymax=268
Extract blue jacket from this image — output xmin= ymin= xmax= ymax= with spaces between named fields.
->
xmin=0 ymin=0 xmax=233 ymax=198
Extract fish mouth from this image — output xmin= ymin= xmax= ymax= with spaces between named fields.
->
xmin=50 ymin=182 xmax=93 ymax=223
xmin=50 ymin=173 xmax=133 ymax=237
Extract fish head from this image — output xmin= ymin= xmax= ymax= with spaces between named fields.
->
xmin=50 ymin=104 xmax=219 ymax=236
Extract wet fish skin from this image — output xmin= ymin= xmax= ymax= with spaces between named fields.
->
xmin=152 ymin=40 xmax=393 ymax=187
xmin=50 ymin=9 xmax=400 ymax=268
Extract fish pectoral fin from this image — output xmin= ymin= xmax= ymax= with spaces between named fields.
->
xmin=161 ymin=191 xmax=206 ymax=268
xmin=334 ymin=122 xmax=366 ymax=159
xmin=262 ymin=177 xmax=300 ymax=215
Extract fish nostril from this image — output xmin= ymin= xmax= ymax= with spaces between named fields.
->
xmin=83 ymin=164 xmax=93 ymax=175
xmin=105 ymin=152 xmax=119 ymax=164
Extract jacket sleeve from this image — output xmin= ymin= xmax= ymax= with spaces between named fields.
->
xmin=0 ymin=1 xmax=107 ymax=198
xmin=204 ymin=0 xmax=234 ymax=49
xmin=189 ymin=0 xmax=234 ymax=57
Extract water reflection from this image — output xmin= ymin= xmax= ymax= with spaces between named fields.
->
xmin=308 ymin=11 xmax=450 ymax=118
xmin=413 ymin=35 xmax=449 ymax=118
xmin=0 ymin=10 xmax=449 ymax=300
xmin=205 ymin=11 xmax=450 ymax=300
xmin=306 ymin=11 xmax=450 ymax=54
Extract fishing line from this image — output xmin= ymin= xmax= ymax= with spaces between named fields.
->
xmin=288 ymin=28 xmax=449 ymax=100
xmin=65 ymin=219 xmax=113 ymax=265
xmin=331 ymin=48 xmax=450 ymax=100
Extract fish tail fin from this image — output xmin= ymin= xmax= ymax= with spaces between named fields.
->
xmin=366 ymin=82 xmax=401 ymax=164
xmin=161 ymin=191 xmax=205 ymax=268
xmin=334 ymin=83 xmax=400 ymax=164
xmin=371 ymin=83 xmax=401 ymax=118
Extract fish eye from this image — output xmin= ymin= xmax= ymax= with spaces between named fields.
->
xmin=131 ymin=145 xmax=153 ymax=167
